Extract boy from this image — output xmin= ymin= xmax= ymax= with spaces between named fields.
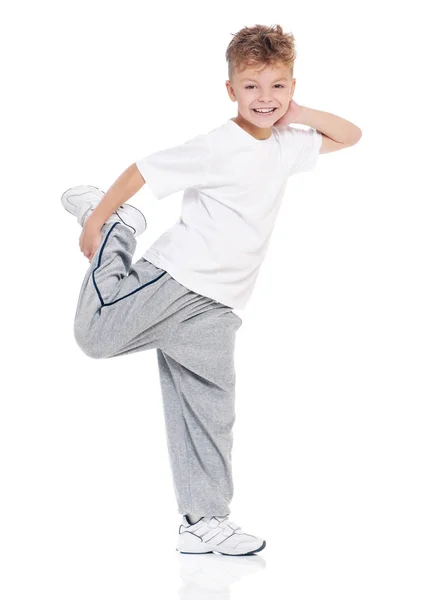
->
xmin=61 ymin=24 xmax=361 ymax=556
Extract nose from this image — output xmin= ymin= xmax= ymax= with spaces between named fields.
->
xmin=256 ymin=95 xmax=275 ymax=105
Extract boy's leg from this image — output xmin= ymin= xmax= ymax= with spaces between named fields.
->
xmin=156 ymin=307 xmax=243 ymax=517
xmin=72 ymin=216 xmax=244 ymax=517
xmin=73 ymin=220 xmax=177 ymax=359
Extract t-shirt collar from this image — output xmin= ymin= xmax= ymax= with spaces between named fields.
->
xmin=227 ymin=118 xmax=275 ymax=144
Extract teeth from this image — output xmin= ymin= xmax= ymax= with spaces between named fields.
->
xmin=254 ymin=108 xmax=275 ymax=113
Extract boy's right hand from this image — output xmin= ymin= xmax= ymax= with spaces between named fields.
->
xmin=79 ymin=217 xmax=103 ymax=263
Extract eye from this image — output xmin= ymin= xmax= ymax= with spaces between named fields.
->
xmin=245 ymin=84 xmax=285 ymax=89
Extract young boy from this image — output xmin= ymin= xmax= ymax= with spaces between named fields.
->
xmin=61 ymin=24 xmax=361 ymax=556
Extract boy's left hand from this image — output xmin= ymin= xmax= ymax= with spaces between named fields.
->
xmin=274 ymin=99 xmax=304 ymax=127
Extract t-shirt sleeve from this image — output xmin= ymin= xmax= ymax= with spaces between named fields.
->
xmin=285 ymin=126 xmax=323 ymax=175
xmin=135 ymin=133 xmax=210 ymax=200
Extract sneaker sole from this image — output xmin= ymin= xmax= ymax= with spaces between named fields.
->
xmin=114 ymin=203 xmax=147 ymax=236
xmin=176 ymin=539 xmax=266 ymax=556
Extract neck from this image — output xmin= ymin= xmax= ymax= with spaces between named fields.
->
xmin=233 ymin=112 xmax=272 ymax=140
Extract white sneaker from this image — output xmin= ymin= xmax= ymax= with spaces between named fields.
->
xmin=60 ymin=184 xmax=147 ymax=236
xmin=177 ymin=515 xmax=266 ymax=556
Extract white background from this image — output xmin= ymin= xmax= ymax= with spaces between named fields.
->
xmin=1 ymin=1 xmax=444 ymax=598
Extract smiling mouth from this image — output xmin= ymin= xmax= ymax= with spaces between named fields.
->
xmin=251 ymin=108 xmax=277 ymax=114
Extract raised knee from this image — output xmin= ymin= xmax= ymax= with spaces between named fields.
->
xmin=73 ymin=323 xmax=106 ymax=359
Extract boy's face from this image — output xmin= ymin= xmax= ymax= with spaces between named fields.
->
xmin=225 ymin=64 xmax=296 ymax=137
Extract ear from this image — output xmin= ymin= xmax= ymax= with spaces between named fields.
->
xmin=225 ymin=80 xmax=236 ymax=102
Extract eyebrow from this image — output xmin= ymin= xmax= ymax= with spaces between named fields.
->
xmin=240 ymin=77 xmax=288 ymax=83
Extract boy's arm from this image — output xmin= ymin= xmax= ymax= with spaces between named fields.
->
xmin=317 ymin=134 xmax=351 ymax=154
xmin=87 ymin=163 xmax=145 ymax=228
xmin=296 ymin=105 xmax=362 ymax=154
xmin=277 ymin=101 xmax=362 ymax=154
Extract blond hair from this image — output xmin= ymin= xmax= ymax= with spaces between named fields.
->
xmin=225 ymin=24 xmax=297 ymax=81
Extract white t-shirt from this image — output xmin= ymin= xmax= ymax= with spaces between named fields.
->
xmin=135 ymin=118 xmax=322 ymax=312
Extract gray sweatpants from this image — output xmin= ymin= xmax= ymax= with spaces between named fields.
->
xmin=73 ymin=220 xmax=243 ymax=517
